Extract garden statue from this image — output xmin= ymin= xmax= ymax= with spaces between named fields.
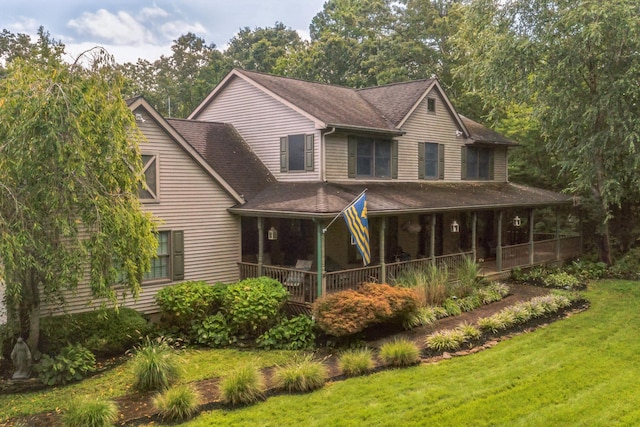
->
xmin=11 ymin=337 xmax=32 ymax=380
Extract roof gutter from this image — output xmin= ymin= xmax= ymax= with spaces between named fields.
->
xmin=326 ymin=123 xmax=405 ymax=137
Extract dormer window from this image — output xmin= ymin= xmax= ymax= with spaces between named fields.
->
xmin=427 ymin=97 xmax=436 ymax=113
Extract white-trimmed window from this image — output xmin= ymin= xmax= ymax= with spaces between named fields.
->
xmin=280 ymin=134 xmax=314 ymax=172
xmin=139 ymin=154 xmax=159 ymax=201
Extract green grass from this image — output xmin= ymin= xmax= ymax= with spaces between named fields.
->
xmin=0 ymin=348 xmax=298 ymax=422
xmin=181 ymin=280 xmax=640 ymax=426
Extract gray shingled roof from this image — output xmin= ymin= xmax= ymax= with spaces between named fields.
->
xmin=460 ymin=115 xmax=518 ymax=146
xmin=357 ymin=79 xmax=436 ymax=126
xmin=167 ymin=118 xmax=275 ymax=200
xmin=236 ymin=69 xmax=399 ymax=133
xmin=230 ymin=181 xmax=572 ymax=217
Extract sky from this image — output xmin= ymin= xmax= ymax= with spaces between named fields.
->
xmin=1 ymin=1 xmax=328 ymax=64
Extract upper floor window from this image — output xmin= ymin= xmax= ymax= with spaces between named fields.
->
xmin=139 ymin=154 xmax=159 ymax=201
xmin=427 ymin=97 xmax=436 ymax=113
xmin=348 ymin=136 xmax=397 ymax=179
xmin=462 ymin=146 xmax=494 ymax=180
xmin=419 ymin=142 xmax=444 ymax=180
xmin=280 ymin=134 xmax=314 ymax=172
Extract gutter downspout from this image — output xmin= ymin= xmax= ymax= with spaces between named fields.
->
xmin=321 ymin=127 xmax=336 ymax=182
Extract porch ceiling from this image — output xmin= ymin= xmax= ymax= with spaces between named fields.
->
xmin=229 ymin=181 xmax=573 ymax=218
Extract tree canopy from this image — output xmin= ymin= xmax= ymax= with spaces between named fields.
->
xmin=0 ymin=46 xmax=157 ymax=349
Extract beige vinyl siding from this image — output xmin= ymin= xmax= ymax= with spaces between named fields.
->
xmin=41 ymin=112 xmax=240 ymax=316
xmin=493 ymin=146 xmax=508 ymax=182
xmin=397 ymin=90 xmax=463 ymax=181
xmin=198 ymin=77 xmax=321 ymax=182
xmin=325 ymin=134 xmax=349 ymax=180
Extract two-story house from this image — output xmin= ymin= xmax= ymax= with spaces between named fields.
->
xmin=37 ymin=68 xmax=579 ymax=317
xmin=185 ymin=69 xmax=579 ymax=304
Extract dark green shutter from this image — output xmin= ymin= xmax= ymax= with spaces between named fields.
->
xmin=391 ymin=140 xmax=398 ymax=179
xmin=172 ymin=230 xmax=184 ymax=281
xmin=461 ymin=146 xmax=467 ymax=180
xmin=489 ymin=149 xmax=494 ymax=180
xmin=438 ymin=144 xmax=445 ymax=180
xmin=348 ymin=136 xmax=357 ymax=178
xmin=305 ymin=134 xmax=314 ymax=171
xmin=280 ymin=137 xmax=288 ymax=172
xmin=418 ymin=142 xmax=425 ymax=179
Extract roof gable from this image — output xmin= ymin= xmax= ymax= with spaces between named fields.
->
xmin=128 ymin=97 xmax=245 ymax=204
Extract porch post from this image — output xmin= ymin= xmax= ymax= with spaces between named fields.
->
xmin=471 ymin=212 xmax=477 ymax=261
xmin=496 ymin=210 xmax=503 ymax=271
xmin=529 ymin=209 xmax=535 ymax=265
xmin=555 ymin=208 xmax=561 ymax=260
xmin=315 ymin=220 xmax=326 ymax=299
xmin=257 ymin=217 xmax=264 ymax=276
xmin=430 ymin=214 xmax=436 ymax=264
xmin=380 ymin=217 xmax=387 ymax=283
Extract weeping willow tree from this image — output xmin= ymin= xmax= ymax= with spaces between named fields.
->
xmin=0 ymin=47 xmax=157 ymax=351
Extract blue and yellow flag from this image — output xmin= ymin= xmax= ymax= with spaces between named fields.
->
xmin=343 ymin=192 xmax=370 ymax=265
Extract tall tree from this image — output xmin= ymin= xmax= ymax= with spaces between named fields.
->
xmin=225 ymin=22 xmax=304 ymax=74
xmin=120 ymin=33 xmax=230 ymax=117
xmin=455 ymin=0 xmax=640 ymax=263
xmin=0 ymin=48 xmax=157 ymax=350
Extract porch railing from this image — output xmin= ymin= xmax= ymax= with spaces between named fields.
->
xmin=237 ymin=235 xmax=580 ymax=305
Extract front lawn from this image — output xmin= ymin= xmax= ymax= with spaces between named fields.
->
xmin=0 ymin=348 xmax=298 ymax=422
xmin=183 ymin=280 xmax=640 ymax=426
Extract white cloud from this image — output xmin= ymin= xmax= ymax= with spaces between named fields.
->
xmin=67 ymin=9 xmax=154 ymax=46
xmin=139 ymin=6 xmax=169 ymax=20
xmin=6 ymin=17 xmax=39 ymax=34
xmin=159 ymin=21 xmax=207 ymax=40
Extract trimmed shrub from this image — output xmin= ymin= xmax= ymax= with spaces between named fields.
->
xmin=62 ymin=398 xmax=118 ymax=427
xmin=36 ymin=344 xmax=96 ymax=386
xmin=273 ymin=355 xmax=327 ymax=393
xmin=155 ymin=281 xmax=222 ymax=333
xmin=220 ymin=364 xmax=266 ymax=406
xmin=256 ymin=315 xmax=316 ymax=350
xmin=39 ymin=307 xmax=151 ymax=356
xmin=224 ymin=277 xmax=289 ymax=337
xmin=313 ymin=283 xmax=419 ymax=337
xmin=338 ymin=348 xmax=375 ymax=377
xmin=192 ymin=313 xmax=235 ymax=348
xmin=543 ymin=271 xmax=582 ymax=290
xmin=379 ymin=339 xmax=421 ymax=367
xmin=154 ymin=384 xmax=201 ymax=422
xmin=131 ymin=338 xmax=181 ymax=392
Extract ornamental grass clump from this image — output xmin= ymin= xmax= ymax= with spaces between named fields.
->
xmin=457 ymin=322 xmax=482 ymax=341
xmin=425 ymin=329 xmax=465 ymax=352
xmin=62 ymin=397 xmax=118 ymax=427
xmin=402 ymin=305 xmax=439 ymax=329
xmin=220 ymin=363 xmax=266 ymax=406
xmin=338 ymin=348 xmax=375 ymax=377
xmin=379 ymin=339 xmax=421 ymax=367
xmin=477 ymin=315 xmax=507 ymax=334
xmin=273 ymin=355 xmax=327 ymax=393
xmin=131 ymin=338 xmax=181 ymax=393
xmin=153 ymin=384 xmax=201 ymax=422
xmin=396 ymin=264 xmax=449 ymax=306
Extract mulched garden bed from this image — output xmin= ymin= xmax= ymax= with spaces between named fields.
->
xmin=2 ymin=285 xmax=589 ymax=427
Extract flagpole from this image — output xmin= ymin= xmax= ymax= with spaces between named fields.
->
xmin=322 ymin=188 xmax=367 ymax=233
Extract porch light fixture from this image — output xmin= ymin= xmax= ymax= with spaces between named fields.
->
xmin=450 ymin=220 xmax=460 ymax=233
xmin=513 ymin=216 xmax=522 ymax=227
xmin=267 ymin=226 xmax=278 ymax=240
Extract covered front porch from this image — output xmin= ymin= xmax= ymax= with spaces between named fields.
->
xmin=233 ymin=181 xmax=580 ymax=304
